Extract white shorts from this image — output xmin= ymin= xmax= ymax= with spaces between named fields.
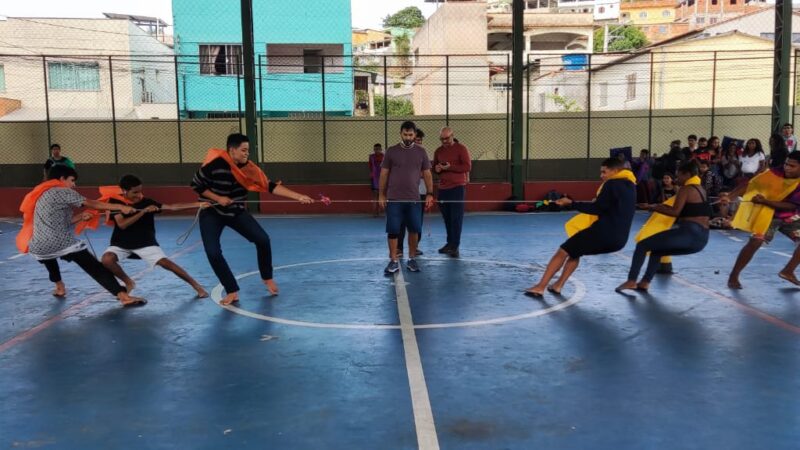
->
xmin=104 ymin=245 xmax=166 ymax=268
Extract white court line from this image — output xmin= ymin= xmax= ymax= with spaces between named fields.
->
xmin=727 ymin=236 xmax=744 ymax=242
xmin=8 ymin=253 xmax=26 ymax=260
xmin=771 ymin=251 xmax=793 ymax=258
xmin=393 ymin=268 xmax=439 ymax=450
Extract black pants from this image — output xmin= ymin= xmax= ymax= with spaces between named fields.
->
xmin=438 ymin=185 xmax=465 ymax=249
xmin=39 ymin=249 xmax=125 ymax=296
xmin=628 ymin=221 xmax=709 ymax=282
xmin=199 ymin=209 xmax=272 ymax=294
xmin=397 ymin=195 xmax=426 ymax=253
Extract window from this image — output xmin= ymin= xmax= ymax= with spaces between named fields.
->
xmin=709 ymin=17 xmax=718 ymax=24
xmin=659 ymin=25 xmax=668 ymax=34
xmin=538 ymin=93 xmax=546 ymax=112
xmin=712 ymin=0 xmax=717 ymax=4
xmin=662 ymin=10 xmax=671 ymax=18
xmin=598 ymin=6 xmax=606 ymax=13
xmin=696 ymin=17 xmax=705 ymax=24
xmin=626 ymin=73 xmax=636 ymax=101
xmin=303 ymin=49 xmax=323 ymax=74
xmin=639 ymin=11 xmax=648 ymax=19
xmin=0 ymin=65 xmax=4 ymax=91
xmin=731 ymin=0 xmax=736 ymax=3
xmin=199 ymin=44 xmax=242 ymax=76
xmin=47 ymin=62 xmax=100 ymax=91
xmin=599 ymin=82 xmax=608 ymax=107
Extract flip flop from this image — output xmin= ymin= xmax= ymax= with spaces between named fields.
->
xmin=635 ymin=286 xmax=649 ymax=293
xmin=779 ymin=272 xmax=800 ymax=287
xmin=122 ymin=298 xmax=147 ymax=308
xmin=524 ymin=290 xmax=543 ymax=298
xmin=546 ymin=286 xmax=562 ymax=295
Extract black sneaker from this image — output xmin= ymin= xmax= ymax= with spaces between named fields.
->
xmin=447 ymin=248 xmax=459 ymax=258
xmin=438 ymin=244 xmax=451 ymax=254
xmin=407 ymin=258 xmax=420 ymax=272
xmin=384 ymin=260 xmax=400 ymax=274
xmin=415 ymin=250 xmax=424 ymax=256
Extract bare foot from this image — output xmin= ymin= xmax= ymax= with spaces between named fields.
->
xmin=195 ymin=287 xmax=209 ymax=298
xmin=778 ymin=271 xmax=800 ymax=286
xmin=524 ymin=285 xmax=545 ymax=298
xmin=615 ymin=280 xmax=637 ymax=293
xmin=124 ymin=279 xmax=136 ymax=294
xmin=727 ymin=277 xmax=742 ymax=289
xmin=220 ymin=292 xmax=239 ymax=306
xmin=52 ymin=281 xmax=66 ymax=298
xmin=117 ymin=292 xmax=147 ymax=307
xmin=264 ymin=279 xmax=279 ymax=296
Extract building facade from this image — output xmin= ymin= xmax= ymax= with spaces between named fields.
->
xmin=172 ymin=0 xmax=353 ymax=118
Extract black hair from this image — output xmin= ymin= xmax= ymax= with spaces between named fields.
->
xmin=400 ymin=121 xmax=417 ymax=133
xmin=698 ymin=137 xmax=708 ymax=142
xmin=119 ymin=174 xmax=142 ymax=191
xmin=601 ymin=157 xmax=625 ymax=169
xmin=696 ymin=158 xmax=709 ymax=166
xmin=678 ymin=160 xmax=700 ymax=176
xmin=787 ymin=150 xmax=800 ymax=163
xmin=746 ymin=138 xmax=764 ymax=155
xmin=783 ymin=123 xmax=794 ymax=128
xmin=688 ymin=134 xmax=697 ymax=140
xmin=47 ymin=164 xmax=77 ymax=181
xmin=49 ymin=143 xmax=61 ymax=151
xmin=663 ymin=172 xmax=675 ymax=180
xmin=373 ymin=143 xmax=382 ymax=148
xmin=226 ymin=133 xmax=249 ymax=150
xmin=640 ymin=149 xmax=650 ymax=155
xmin=416 ymin=128 xmax=425 ymax=139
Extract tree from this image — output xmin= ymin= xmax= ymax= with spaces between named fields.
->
xmin=374 ymin=95 xmax=414 ymax=116
xmin=593 ymin=25 xmax=649 ymax=53
xmin=382 ymin=7 xmax=425 ymax=29
xmin=546 ymin=93 xmax=583 ymax=112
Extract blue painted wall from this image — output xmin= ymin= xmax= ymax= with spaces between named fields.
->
xmin=173 ymin=0 xmax=353 ymax=116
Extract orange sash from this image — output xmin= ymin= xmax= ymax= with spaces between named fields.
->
xmin=202 ymin=148 xmax=268 ymax=192
xmin=75 ymin=186 xmax=132 ymax=234
xmin=16 ymin=179 xmax=67 ymax=253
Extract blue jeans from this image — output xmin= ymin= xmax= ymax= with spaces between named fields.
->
xmin=386 ymin=200 xmax=423 ymax=235
xmin=438 ymin=185 xmax=465 ymax=248
xmin=628 ymin=221 xmax=709 ymax=282
xmin=199 ymin=209 xmax=272 ymax=294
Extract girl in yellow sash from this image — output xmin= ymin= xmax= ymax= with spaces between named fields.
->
xmin=525 ymin=158 xmax=637 ymax=297
xmin=616 ymin=161 xmax=711 ymax=293
xmin=722 ymin=151 xmax=800 ymax=289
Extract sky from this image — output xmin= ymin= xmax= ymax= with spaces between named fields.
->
xmin=0 ymin=0 xmax=440 ymax=31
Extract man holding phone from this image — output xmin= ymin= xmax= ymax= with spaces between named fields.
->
xmin=433 ymin=127 xmax=472 ymax=257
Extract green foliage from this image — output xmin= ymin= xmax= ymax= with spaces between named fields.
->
xmin=382 ymin=7 xmax=426 ymax=29
xmin=375 ymin=95 xmax=414 ymax=116
xmin=594 ymin=25 xmax=649 ymax=53
xmin=546 ymin=94 xmax=583 ymax=112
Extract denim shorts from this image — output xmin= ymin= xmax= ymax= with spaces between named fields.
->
xmin=386 ymin=201 xmax=422 ymax=235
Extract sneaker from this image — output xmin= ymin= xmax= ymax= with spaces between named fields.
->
xmin=447 ymin=248 xmax=459 ymax=258
xmin=438 ymin=244 xmax=451 ymax=254
xmin=407 ymin=258 xmax=420 ymax=272
xmin=415 ymin=250 xmax=424 ymax=256
xmin=384 ymin=260 xmax=400 ymax=274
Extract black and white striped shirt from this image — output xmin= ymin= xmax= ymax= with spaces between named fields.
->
xmin=191 ymin=157 xmax=248 ymax=216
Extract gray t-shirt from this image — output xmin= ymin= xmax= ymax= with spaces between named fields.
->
xmin=381 ymin=143 xmax=431 ymax=200
xmin=28 ymin=188 xmax=86 ymax=257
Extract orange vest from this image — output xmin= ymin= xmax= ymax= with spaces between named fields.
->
xmin=202 ymin=148 xmax=269 ymax=192
xmin=16 ymin=179 xmax=67 ymax=253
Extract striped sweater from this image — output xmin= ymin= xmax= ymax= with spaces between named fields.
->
xmin=191 ymin=157 xmax=248 ymax=216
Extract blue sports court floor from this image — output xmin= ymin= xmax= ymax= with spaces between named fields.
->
xmin=0 ymin=212 xmax=798 ymax=449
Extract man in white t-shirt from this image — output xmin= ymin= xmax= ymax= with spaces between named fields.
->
xmin=783 ymin=123 xmax=798 ymax=152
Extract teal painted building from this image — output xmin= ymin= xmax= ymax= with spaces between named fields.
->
xmin=172 ymin=0 xmax=353 ymax=117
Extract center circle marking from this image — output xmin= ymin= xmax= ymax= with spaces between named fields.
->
xmin=209 ymin=257 xmax=585 ymax=329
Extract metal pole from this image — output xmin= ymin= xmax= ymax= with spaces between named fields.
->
xmin=109 ymin=56 xmax=119 ymax=164
xmin=236 ymin=67 xmax=242 ymax=134
xmin=794 ymin=49 xmax=798 ymax=123
xmin=383 ymin=55 xmax=388 ymax=149
xmin=586 ymin=53 xmax=592 ymax=160
xmin=174 ymin=55 xmax=183 ymax=163
xmin=525 ymin=53 xmax=530 ymax=165
xmin=711 ymin=51 xmax=717 ymax=136
xmin=772 ymin=0 xmax=793 ymax=134
xmin=258 ymin=54 xmax=265 ymax=163
xmin=42 ymin=56 xmax=51 ymax=149
xmin=321 ymin=54 xmax=327 ymax=163
xmin=240 ymin=0 xmax=259 ymax=163
xmin=510 ymin=0 xmax=525 ymax=197
xmin=445 ymin=55 xmax=450 ymax=126
xmin=506 ymin=53 xmax=511 ymax=177
xmin=648 ymin=52 xmax=654 ymax=152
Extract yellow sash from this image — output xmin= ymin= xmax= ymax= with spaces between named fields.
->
xmin=565 ymin=169 xmax=637 ymax=237
xmin=635 ymin=175 xmax=702 ymax=242
xmin=731 ymin=170 xmax=800 ymax=235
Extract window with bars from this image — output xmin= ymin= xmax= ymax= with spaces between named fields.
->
xmin=199 ymin=44 xmax=243 ymax=76
xmin=47 ymin=61 xmax=100 ymax=91
xmin=626 ymin=73 xmax=637 ymax=101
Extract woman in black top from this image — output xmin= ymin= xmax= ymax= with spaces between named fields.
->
xmin=617 ymin=161 xmax=711 ymax=292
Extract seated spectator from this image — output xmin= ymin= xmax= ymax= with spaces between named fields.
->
xmin=681 ymin=134 xmax=698 ymax=160
xmin=693 ymin=137 xmax=710 ymax=161
xmin=769 ymin=133 xmax=789 ymax=168
xmin=720 ymin=142 xmax=741 ymax=189
xmin=632 ymin=149 xmax=655 ymax=203
xmin=740 ymin=138 xmax=766 ymax=179
xmin=698 ymin=159 xmax=722 ymax=199
xmin=656 ymin=173 xmax=678 ymax=203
